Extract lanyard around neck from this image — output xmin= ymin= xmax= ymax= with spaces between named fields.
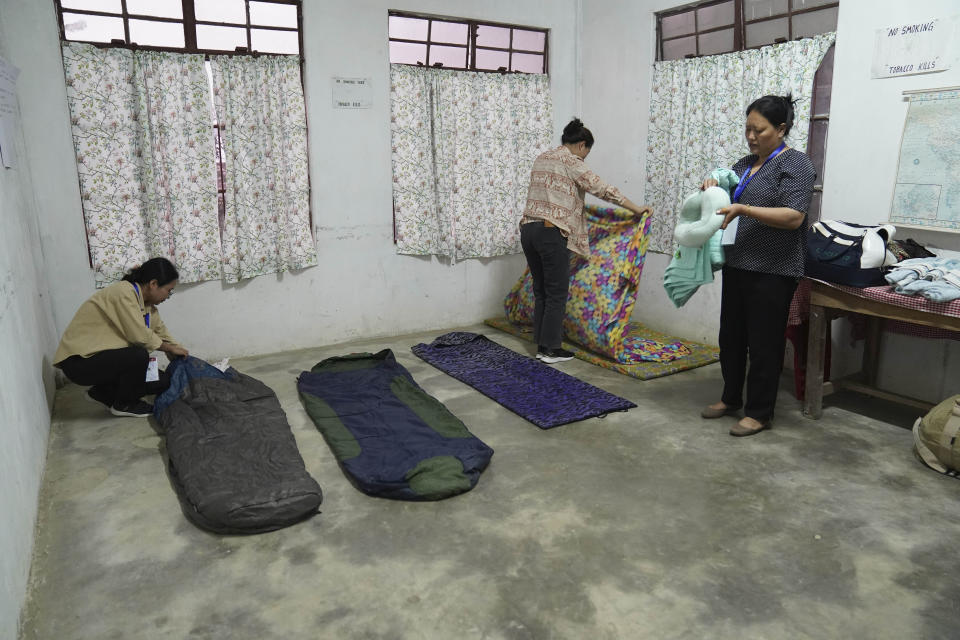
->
xmin=733 ymin=143 xmax=786 ymax=203
xmin=131 ymin=282 xmax=150 ymax=328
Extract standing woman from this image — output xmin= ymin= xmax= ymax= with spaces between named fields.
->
xmin=55 ymin=257 xmax=189 ymax=417
xmin=700 ymin=94 xmax=816 ymax=436
xmin=520 ymin=118 xmax=652 ymax=363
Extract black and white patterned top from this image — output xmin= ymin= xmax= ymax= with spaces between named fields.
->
xmin=724 ymin=148 xmax=816 ymax=278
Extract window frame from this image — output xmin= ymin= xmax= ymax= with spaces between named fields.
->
xmin=656 ymin=0 xmax=839 ymax=61
xmin=56 ymin=0 xmax=312 ymax=265
xmin=54 ymin=0 xmax=304 ymax=58
xmin=805 ymin=42 xmax=834 ymax=226
xmin=388 ymin=10 xmax=549 ymax=75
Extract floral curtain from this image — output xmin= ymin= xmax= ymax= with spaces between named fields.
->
xmin=390 ymin=67 xmax=442 ymax=256
xmin=390 ymin=65 xmax=554 ymax=262
xmin=209 ymin=55 xmax=316 ymax=283
xmin=645 ymin=32 xmax=836 ymax=253
xmin=62 ymin=42 xmax=221 ymax=286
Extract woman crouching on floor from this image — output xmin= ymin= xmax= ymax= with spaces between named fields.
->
xmin=54 ymin=257 xmax=189 ymax=417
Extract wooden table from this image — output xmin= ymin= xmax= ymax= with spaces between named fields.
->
xmin=802 ymin=278 xmax=960 ymax=419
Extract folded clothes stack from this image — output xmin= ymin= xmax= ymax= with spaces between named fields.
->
xmin=885 ymin=257 xmax=960 ymax=302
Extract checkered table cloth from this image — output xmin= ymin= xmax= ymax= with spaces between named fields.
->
xmin=789 ymin=278 xmax=960 ymax=341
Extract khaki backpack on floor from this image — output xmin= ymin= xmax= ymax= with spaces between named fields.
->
xmin=913 ymin=395 xmax=960 ymax=475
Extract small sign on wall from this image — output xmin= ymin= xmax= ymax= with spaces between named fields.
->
xmin=332 ymin=76 xmax=372 ymax=109
xmin=871 ymin=16 xmax=956 ymax=79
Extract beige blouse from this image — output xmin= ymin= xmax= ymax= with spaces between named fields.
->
xmin=520 ymin=145 xmax=626 ymax=257
xmin=54 ymin=281 xmax=179 ymax=364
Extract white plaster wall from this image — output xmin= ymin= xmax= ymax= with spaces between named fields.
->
xmin=0 ymin=4 xmax=59 ymax=636
xmin=583 ymin=0 xmax=960 ymax=402
xmin=2 ymin=0 xmax=91 ymax=346
xmin=7 ymin=0 xmax=581 ymax=360
xmin=823 ymin=0 xmax=960 ymax=237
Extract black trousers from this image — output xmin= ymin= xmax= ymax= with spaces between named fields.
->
xmin=520 ymin=221 xmax=570 ymax=350
xmin=59 ymin=346 xmax=169 ymax=407
xmin=719 ymin=267 xmax=798 ymax=421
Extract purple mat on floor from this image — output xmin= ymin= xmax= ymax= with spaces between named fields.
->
xmin=411 ymin=332 xmax=636 ymax=429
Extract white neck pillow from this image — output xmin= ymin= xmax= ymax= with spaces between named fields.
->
xmin=674 ymin=186 xmax=730 ymax=248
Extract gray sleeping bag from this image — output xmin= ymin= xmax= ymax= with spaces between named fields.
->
xmin=153 ymin=357 xmax=322 ymax=534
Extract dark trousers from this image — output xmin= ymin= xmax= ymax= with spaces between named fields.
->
xmin=520 ymin=221 xmax=570 ymax=349
xmin=719 ymin=267 xmax=798 ymax=421
xmin=59 ymin=346 xmax=168 ymax=407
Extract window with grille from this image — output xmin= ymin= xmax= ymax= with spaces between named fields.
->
xmin=56 ymin=0 xmax=302 ymax=55
xmin=657 ymin=1 xmax=836 ymax=223
xmin=657 ymin=0 xmax=838 ymax=61
xmin=56 ymin=0 xmax=305 ymax=228
xmin=388 ymin=11 xmax=548 ymax=74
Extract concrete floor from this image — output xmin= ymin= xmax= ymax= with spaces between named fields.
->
xmin=19 ymin=323 xmax=960 ymax=640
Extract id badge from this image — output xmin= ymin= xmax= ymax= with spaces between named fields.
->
xmin=721 ymin=216 xmax=739 ymax=246
xmin=145 ymin=357 xmax=159 ymax=382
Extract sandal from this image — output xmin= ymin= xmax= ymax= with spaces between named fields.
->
xmin=701 ymin=403 xmax=739 ymax=419
xmin=729 ymin=417 xmax=771 ymax=437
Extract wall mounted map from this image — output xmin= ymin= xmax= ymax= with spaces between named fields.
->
xmin=890 ymin=88 xmax=960 ymax=231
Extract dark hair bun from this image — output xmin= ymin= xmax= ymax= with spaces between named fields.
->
xmin=561 ymin=117 xmax=594 ymax=147
xmin=563 ymin=118 xmax=585 ymax=137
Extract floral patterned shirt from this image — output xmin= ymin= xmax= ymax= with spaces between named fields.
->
xmin=520 ymin=146 xmax=626 ymax=257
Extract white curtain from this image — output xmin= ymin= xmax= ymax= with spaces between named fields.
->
xmin=645 ymin=33 xmax=836 ymax=253
xmin=390 ymin=65 xmax=554 ymax=262
xmin=62 ymin=42 xmax=221 ymax=286
xmin=209 ymin=55 xmax=316 ymax=283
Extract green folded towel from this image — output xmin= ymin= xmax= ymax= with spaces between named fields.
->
xmin=664 ymin=173 xmax=737 ymax=308
xmin=710 ymin=167 xmax=741 ymax=194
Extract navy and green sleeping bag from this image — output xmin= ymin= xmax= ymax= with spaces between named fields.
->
xmin=297 ymin=349 xmax=494 ymax=500
xmin=154 ymin=356 xmax=323 ymax=534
